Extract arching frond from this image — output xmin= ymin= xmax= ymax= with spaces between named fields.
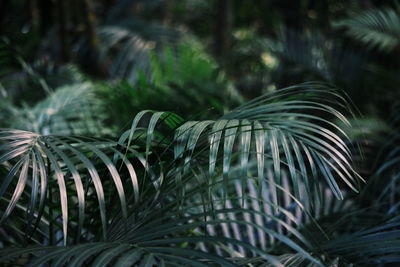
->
xmin=0 ymin=38 xmax=52 ymax=102
xmin=0 ymin=82 xmax=366 ymax=266
xmin=320 ymin=217 xmax=400 ymax=265
xmin=75 ymin=19 xmax=179 ymax=83
xmin=270 ymin=29 xmax=367 ymax=90
xmin=161 ymin=83 xmax=362 ymax=202
xmin=97 ymin=42 xmax=239 ymax=125
xmin=334 ymin=7 xmax=400 ymax=52
xmin=7 ymin=83 xmax=109 ymax=135
xmin=0 ymin=166 xmax=325 ymax=266
xmin=0 ymin=129 xmax=159 ymax=245
xmin=0 ymin=182 xmax=324 ymax=267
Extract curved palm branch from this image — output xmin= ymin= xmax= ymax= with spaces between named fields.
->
xmin=0 ymin=129 xmax=160 ymax=245
xmin=0 ymin=82 xmax=365 ymax=265
xmin=364 ymin=133 xmax=400 ymax=215
xmin=0 ymin=210 xmax=311 ymax=266
xmin=320 ymin=216 xmax=400 ymax=265
xmin=0 ymin=174 xmax=325 ymax=266
xmin=6 ymin=83 xmax=108 ymax=135
xmin=0 ymin=38 xmax=52 ymax=101
xmin=269 ymin=29 xmax=367 ymax=90
xmin=161 ymin=82 xmax=363 ymax=202
xmin=334 ymin=7 xmax=400 ymax=52
xmin=75 ymin=18 xmax=179 ymax=83
xmin=240 ymin=215 xmax=400 ymax=266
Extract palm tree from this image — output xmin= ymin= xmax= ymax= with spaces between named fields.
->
xmin=1 ymin=1 xmax=400 ymax=266
xmin=1 ymin=81 xmax=399 ymax=266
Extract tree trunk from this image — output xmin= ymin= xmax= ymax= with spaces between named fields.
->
xmin=283 ymin=0 xmax=302 ymax=30
xmin=214 ymin=0 xmax=233 ymax=64
xmin=82 ymin=0 xmax=99 ymax=51
xmin=0 ymin=0 xmax=9 ymax=34
xmin=57 ymin=0 xmax=70 ymax=62
xmin=30 ymin=0 xmax=40 ymax=34
xmin=82 ymin=0 xmax=108 ymax=77
xmin=38 ymin=0 xmax=54 ymax=35
xmin=132 ymin=1 xmax=142 ymax=16
xmin=163 ymin=0 xmax=174 ymax=25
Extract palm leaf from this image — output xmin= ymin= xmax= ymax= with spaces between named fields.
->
xmin=7 ymin=83 xmax=109 ymax=135
xmin=334 ymin=7 xmax=400 ymax=52
xmin=0 ymin=171 xmax=323 ymax=266
xmin=0 ymin=82 xmax=364 ymax=265
xmin=270 ymin=29 xmax=367 ymax=90
xmin=0 ymin=129 xmax=159 ymax=245
xmin=75 ymin=18 xmax=179 ymax=83
xmin=164 ymin=82 xmax=362 ymax=204
xmin=320 ymin=217 xmax=400 ymax=265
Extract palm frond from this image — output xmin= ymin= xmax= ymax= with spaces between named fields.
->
xmin=96 ymin=42 xmax=240 ymax=124
xmin=0 ymin=168 xmax=324 ymax=266
xmin=0 ymin=178 xmax=325 ymax=266
xmin=0 ymin=38 xmax=52 ymax=103
xmin=0 ymin=82 xmax=366 ymax=265
xmin=334 ymin=7 xmax=400 ymax=52
xmin=162 ymin=82 xmax=362 ymax=202
xmin=75 ymin=18 xmax=179 ymax=83
xmin=0 ymin=129 xmax=160 ymax=245
xmin=365 ymin=133 xmax=400 ymax=215
xmin=6 ymin=83 xmax=109 ymax=135
xmin=270 ymin=29 xmax=367 ymax=90
xmin=320 ymin=217 xmax=400 ymax=265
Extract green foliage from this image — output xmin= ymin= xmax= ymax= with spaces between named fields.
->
xmin=2 ymin=82 xmax=108 ymax=135
xmin=93 ymin=19 xmax=179 ymax=82
xmin=3 ymin=83 xmax=397 ymax=266
xmin=269 ymin=30 xmax=368 ymax=90
xmin=2 ymin=0 xmax=400 ymax=266
xmin=0 ymin=38 xmax=51 ymax=105
xmin=97 ymin=43 xmax=241 ymax=128
xmin=334 ymin=7 xmax=400 ymax=52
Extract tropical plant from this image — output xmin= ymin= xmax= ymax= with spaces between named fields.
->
xmin=97 ymin=43 xmax=241 ymax=128
xmin=2 ymin=0 xmax=400 ymax=266
xmin=75 ymin=18 xmax=180 ymax=82
xmin=334 ymin=6 xmax=400 ymax=52
xmin=2 ymin=82 xmax=399 ymax=266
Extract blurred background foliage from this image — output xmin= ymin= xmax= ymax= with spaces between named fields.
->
xmin=1 ymin=0 xmax=400 ymax=118
xmin=1 ymin=0 xmax=400 ymax=265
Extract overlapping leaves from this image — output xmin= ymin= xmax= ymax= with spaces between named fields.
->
xmin=0 ymin=83 xmax=370 ymax=266
xmin=167 ymin=83 xmax=362 ymax=203
xmin=334 ymin=7 xmax=400 ymax=52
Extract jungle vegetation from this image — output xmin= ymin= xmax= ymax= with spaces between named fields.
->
xmin=1 ymin=0 xmax=400 ymax=266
